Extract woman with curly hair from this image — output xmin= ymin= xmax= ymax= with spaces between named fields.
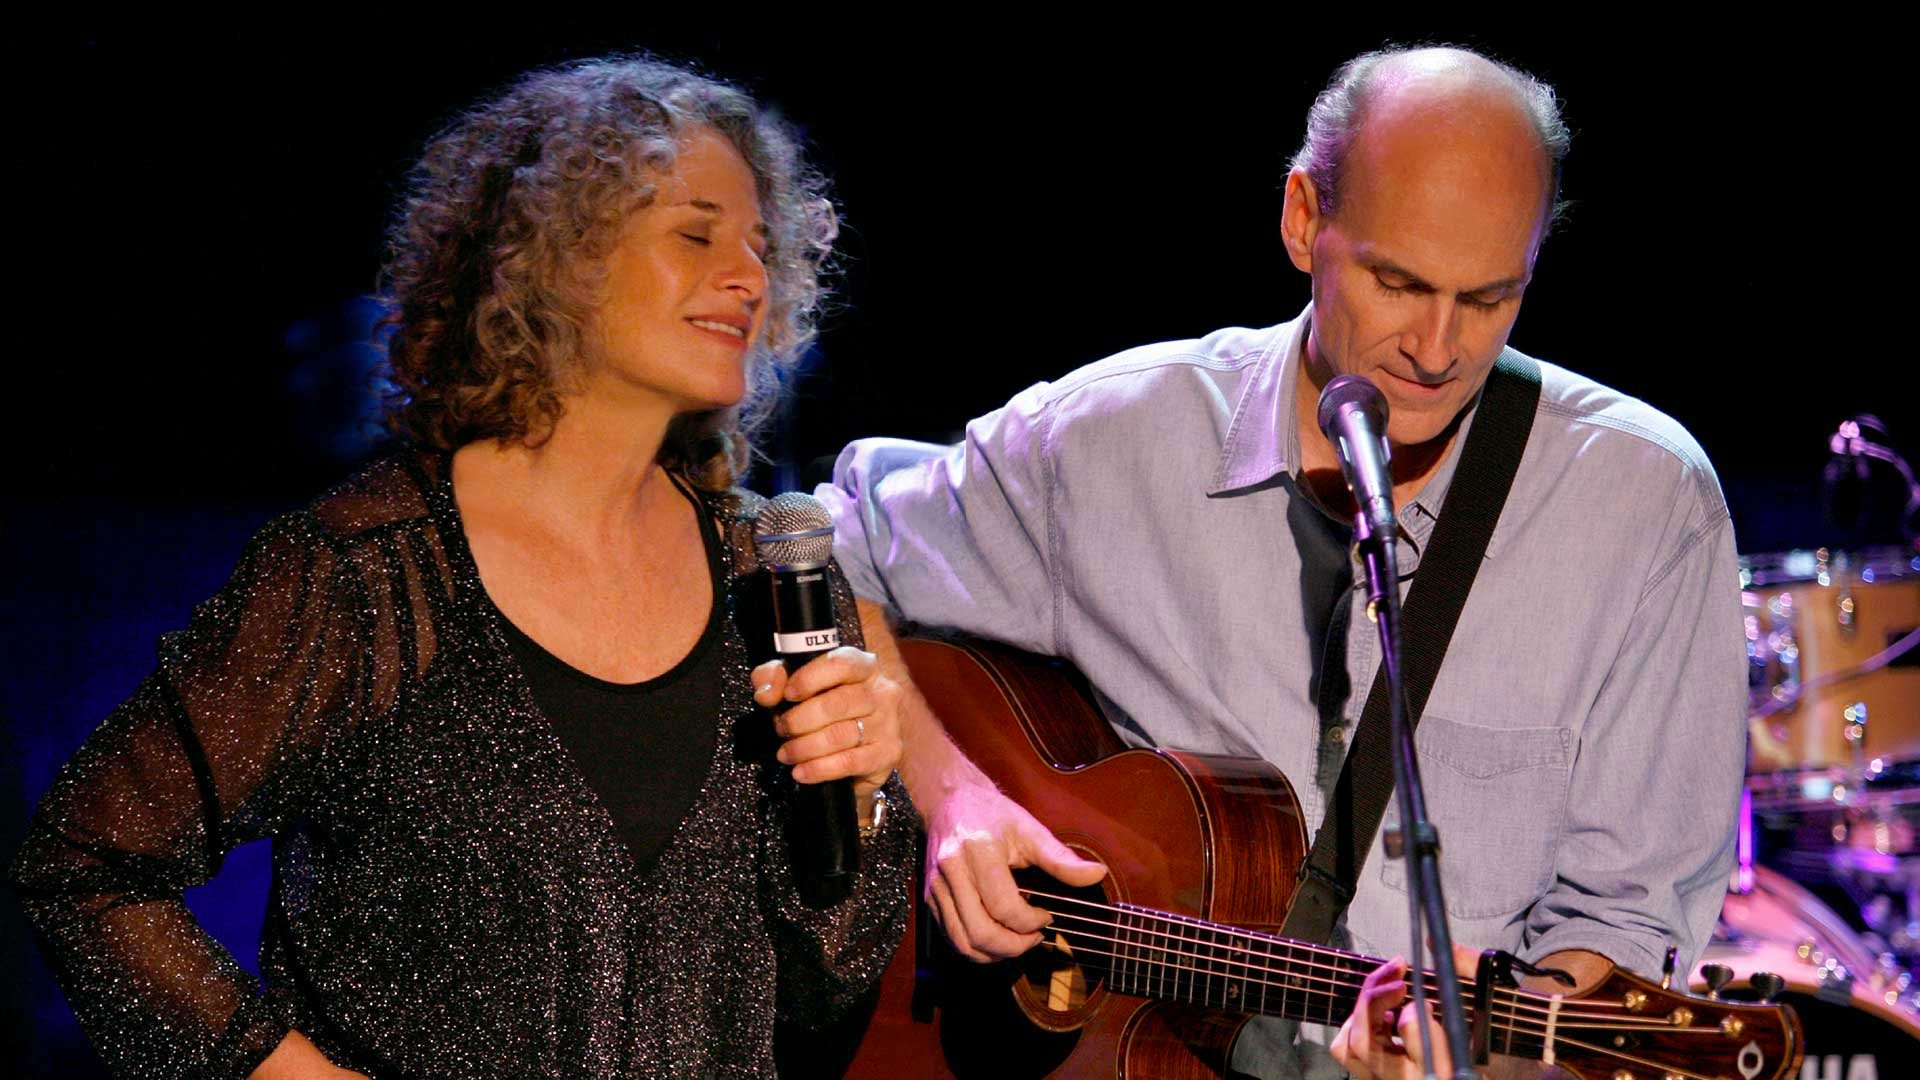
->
xmin=12 ymin=56 xmax=914 ymax=1079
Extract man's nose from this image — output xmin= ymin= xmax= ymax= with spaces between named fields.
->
xmin=1402 ymin=297 xmax=1458 ymax=376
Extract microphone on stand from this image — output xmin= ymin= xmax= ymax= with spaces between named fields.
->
xmin=754 ymin=492 xmax=859 ymax=909
xmin=1317 ymin=374 xmax=1399 ymax=597
xmin=1316 ymin=373 xmax=1475 ymax=1079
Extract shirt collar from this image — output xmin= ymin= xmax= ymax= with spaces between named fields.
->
xmin=1205 ymin=301 xmax=1487 ymax=527
xmin=1207 ymin=305 xmax=1313 ymax=497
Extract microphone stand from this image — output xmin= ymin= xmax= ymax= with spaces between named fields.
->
xmin=1829 ymin=416 xmax=1920 ymax=547
xmin=1353 ymin=509 xmax=1476 ymax=1080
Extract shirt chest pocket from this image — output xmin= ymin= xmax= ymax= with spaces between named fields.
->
xmin=1379 ymin=713 xmax=1573 ymax=919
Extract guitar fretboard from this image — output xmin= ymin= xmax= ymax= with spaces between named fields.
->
xmin=1034 ymin=892 xmax=1543 ymax=1058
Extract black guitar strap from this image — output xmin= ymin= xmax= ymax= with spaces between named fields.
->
xmin=1280 ymin=352 xmax=1542 ymax=945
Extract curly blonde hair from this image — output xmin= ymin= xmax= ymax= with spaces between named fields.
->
xmin=381 ymin=56 xmax=835 ymax=489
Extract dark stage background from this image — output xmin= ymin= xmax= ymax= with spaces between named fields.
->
xmin=4 ymin=20 xmax=1909 ymax=1075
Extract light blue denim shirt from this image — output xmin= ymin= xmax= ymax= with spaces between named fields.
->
xmin=819 ymin=308 xmax=1746 ymax=1072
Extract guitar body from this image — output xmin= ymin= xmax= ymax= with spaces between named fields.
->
xmin=843 ymin=637 xmax=1311 ymax=1079
xmin=821 ymin=636 xmax=1803 ymax=1080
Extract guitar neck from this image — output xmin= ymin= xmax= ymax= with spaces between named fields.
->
xmin=1038 ymin=892 xmax=1551 ymax=1059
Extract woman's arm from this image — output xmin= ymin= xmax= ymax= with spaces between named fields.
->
xmin=744 ymin=568 xmax=918 ymax=1027
xmin=10 ymin=510 xmax=408 ymax=1078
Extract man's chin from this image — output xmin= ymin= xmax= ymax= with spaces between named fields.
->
xmin=1385 ymin=409 xmax=1466 ymax=454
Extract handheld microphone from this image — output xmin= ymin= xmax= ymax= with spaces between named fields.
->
xmin=1316 ymin=374 xmax=1398 ymax=550
xmin=753 ymin=492 xmax=859 ymax=909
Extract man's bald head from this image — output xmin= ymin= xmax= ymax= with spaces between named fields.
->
xmin=1291 ymin=46 xmax=1569 ymax=226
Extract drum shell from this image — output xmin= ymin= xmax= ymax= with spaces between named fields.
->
xmin=1695 ymin=941 xmax=1918 ymax=1079
xmin=1745 ymin=549 xmax=1920 ymax=771
xmin=1700 ymin=865 xmax=1920 ymax=1075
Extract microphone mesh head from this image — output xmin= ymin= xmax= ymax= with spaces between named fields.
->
xmin=1316 ymin=374 xmax=1389 ymax=438
xmin=754 ymin=492 xmax=835 ymax=569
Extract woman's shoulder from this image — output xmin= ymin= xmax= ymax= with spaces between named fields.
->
xmin=713 ymin=485 xmax=764 ymax=520
xmin=699 ymin=484 xmax=765 ymax=578
xmin=303 ymin=450 xmax=442 ymax=545
xmin=217 ymin=452 xmax=448 ymax=596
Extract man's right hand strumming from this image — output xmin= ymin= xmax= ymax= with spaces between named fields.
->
xmin=855 ymin=599 xmax=1105 ymax=962
xmin=921 ymin=779 xmax=1107 ymax=961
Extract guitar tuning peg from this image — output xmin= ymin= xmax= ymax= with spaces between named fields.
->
xmin=1661 ymin=946 xmax=1678 ymax=989
xmin=1749 ymin=972 xmax=1787 ymax=1003
xmin=1700 ymin=964 xmax=1734 ymax=1000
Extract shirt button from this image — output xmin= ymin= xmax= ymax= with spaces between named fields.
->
xmin=1326 ymin=727 xmax=1345 ymax=744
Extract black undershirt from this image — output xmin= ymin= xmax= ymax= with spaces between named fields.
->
xmin=1285 ymin=477 xmax=1356 ymax=727
xmin=496 ymin=474 xmax=725 ymax=883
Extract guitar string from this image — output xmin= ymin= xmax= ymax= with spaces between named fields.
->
xmin=1032 ymin=924 xmax=1708 ymax=1042
xmin=1539 ymin=1031 xmax=1722 ymax=1080
xmin=1031 ymin=931 xmax=1729 ymax=1073
xmin=1026 ymin=890 xmax=1717 ymax=1033
xmin=1010 ymin=891 xmax=1759 ymax=1078
xmin=1024 ymin=886 xmax=1699 ymax=1026
xmin=1035 ymin=906 xmax=1702 ymax=1038
xmin=1035 ymin=929 xmax=1736 ymax=1080
xmin=1027 ymin=889 xmax=1567 ymax=1024
xmin=1032 ymin=934 xmax=1527 ymax=1042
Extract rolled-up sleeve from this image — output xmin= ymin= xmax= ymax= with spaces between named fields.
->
xmin=817 ymin=384 xmax=1061 ymax=658
xmin=1521 ymin=510 xmax=1747 ymax=979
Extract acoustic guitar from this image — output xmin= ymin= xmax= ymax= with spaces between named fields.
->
xmin=828 ymin=636 xmax=1802 ymax=1080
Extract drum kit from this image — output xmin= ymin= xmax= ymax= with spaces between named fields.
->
xmin=1698 ymin=418 xmax=1920 ymax=1075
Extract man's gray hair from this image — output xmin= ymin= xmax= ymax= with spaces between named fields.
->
xmin=1291 ymin=47 xmax=1572 ymax=225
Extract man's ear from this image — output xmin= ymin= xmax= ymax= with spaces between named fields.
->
xmin=1281 ymin=168 xmax=1323 ymax=274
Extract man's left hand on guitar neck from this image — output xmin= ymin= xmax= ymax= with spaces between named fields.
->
xmin=1333 ymin=947 xmax=1611 ymax=1080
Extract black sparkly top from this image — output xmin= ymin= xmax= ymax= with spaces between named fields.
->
xmin=10 ymin=453 xmax=915 ymax=1079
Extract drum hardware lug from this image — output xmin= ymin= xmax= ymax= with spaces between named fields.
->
xmin=1699 ymin=963 xmax=1734 ymax=1000
xmin=1813 ymin=959 xmax=1856 ymax=1005
xmin=1843 ymin=703 xmax=1869 ymax=775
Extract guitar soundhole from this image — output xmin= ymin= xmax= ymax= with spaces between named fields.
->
xmin=926 ymin=868 xmax=1115 ymax=1078
xmin=1013 ymin=867 xmax=1112 ymax=1016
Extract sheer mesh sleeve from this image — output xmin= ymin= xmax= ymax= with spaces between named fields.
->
xmin=755 ymin=560 xmax=916 ymax=1028
xmin=9 ymin=506 xmax=431 ymax=1080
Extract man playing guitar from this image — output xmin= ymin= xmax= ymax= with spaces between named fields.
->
xmin=804 ymin=45 xmax=1748 ymax=1078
